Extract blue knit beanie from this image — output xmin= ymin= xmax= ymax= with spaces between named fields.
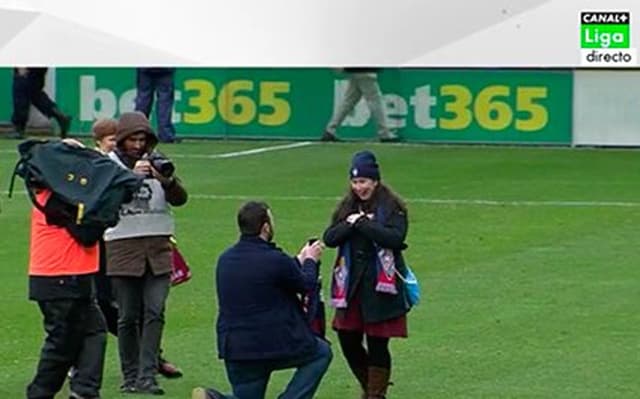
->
xmin=349 ymin=150 xmax=381 ymax=180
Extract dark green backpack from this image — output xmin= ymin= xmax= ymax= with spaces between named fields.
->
xmin=9 ymin=139 xmax=143 ymax=246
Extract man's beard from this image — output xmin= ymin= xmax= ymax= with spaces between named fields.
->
xmin=116 ymin=148 xmax=143 ymax=169
xmin=265 ymin=224 xmax=274 ymax=242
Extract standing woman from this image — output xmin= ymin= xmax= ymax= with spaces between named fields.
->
xmin=324 ymin=150 xmax=410 ymax=399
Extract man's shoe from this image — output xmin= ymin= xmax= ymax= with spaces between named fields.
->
xmin=158 ymin=357 xmax=183 ymax=379
xmin=136 ymin=378 xmax=165 ymax=395
xmin=378 ymin=131 xmax=400 ymax=142
xmin=69 ymin=391 xmax=100 ymax=399
xmin=119 ymin=381 xmax=137 ymax=394
xmin=192 ymin=387 xmax=225 ymax=399
xmin=320 ymin=131 xmax=338 ymax=142
xmin=6 ymin=130 xmax=24 ymax=140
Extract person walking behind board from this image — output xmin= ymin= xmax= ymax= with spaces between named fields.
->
xmin=25 ymin=139 xmax=107 ymax=399
xmin=10 ymin=67 xmax=72 ymax=139
xmin=191 ymin=201 xmax=332 ymax=399
xmin=104 ymin=112 xmax=188 ymax=395
xmin=134 ymin=68 xmax=179 ymax=143
xmin=323 ymin=150 xmax=410 ymax=399
xmin=321 ymin=68 xmax=399 ymax=143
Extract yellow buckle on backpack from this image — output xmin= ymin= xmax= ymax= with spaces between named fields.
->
xmin=76 ymin=202 xmax=85 ymax=224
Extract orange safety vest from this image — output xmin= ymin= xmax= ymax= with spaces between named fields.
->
xmin=28 ymin=190 xmax=99 ymax=276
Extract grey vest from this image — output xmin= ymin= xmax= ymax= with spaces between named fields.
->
xmin=104 ymin=152 xmax=174 ymax=241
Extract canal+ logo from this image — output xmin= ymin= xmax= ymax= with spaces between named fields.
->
xmin=580 ymin=11 xmax=636 ymax=66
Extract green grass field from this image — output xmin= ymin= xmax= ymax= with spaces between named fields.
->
xmin=1 ymin=139 xmax=639 ymax=398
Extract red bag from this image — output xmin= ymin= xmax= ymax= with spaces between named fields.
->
xmin=170 ymin=238 xmax=192 ymax=286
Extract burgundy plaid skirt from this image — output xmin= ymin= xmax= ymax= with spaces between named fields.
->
xmin=332 ymin=292 xmax=407 ymax=338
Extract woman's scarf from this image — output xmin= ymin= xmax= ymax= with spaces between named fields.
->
xmin=330 ymin=242 xmax=351 ymax=308
xmin=330 ymin=207 xmax=398 ymax=308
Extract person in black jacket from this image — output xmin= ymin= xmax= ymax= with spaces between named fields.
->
xmin=321 ymin=68 xmax=399 ymax=143
xmin=192 ymin=201 xmax=332 ymax=399
xmin=324 ymin=150 xmax=410 ymax=399
xmin=10 ymin=67 xmax=72 ymax=139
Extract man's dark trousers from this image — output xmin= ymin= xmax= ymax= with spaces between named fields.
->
xmin=224 ymin=338 xmax=332 ymax=399
xmin=11 ymin=68 xmax=57 ymax=131
xmin=26 ymin=298 xmax=106 ymax=399
xmin=111 ymin=271 xmax=171 ymax=384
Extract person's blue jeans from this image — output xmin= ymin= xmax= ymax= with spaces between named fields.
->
xmin=223 ymin=338 xmax=332 ymax=399
xmin=134 ymin=68 xmax=177 ymax=142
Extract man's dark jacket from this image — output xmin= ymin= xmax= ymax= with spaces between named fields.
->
xmin=216 ymin=235 xmax=319 ymax=361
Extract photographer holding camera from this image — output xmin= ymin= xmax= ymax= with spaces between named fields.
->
xmin=104 ymin=111 xmax=188 ymax=395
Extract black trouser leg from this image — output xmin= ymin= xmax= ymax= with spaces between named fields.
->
xmin=112 ymin=277 xmax=143 ymax=384
xmin=11 ymin=74 xmax=30 ymax=131
xmin=69 ymin=300 xmax=107 ymax=397
xmin=97 ymin=299 xmax=119 ymax=336
xmin=26 ymin=299 xmax=89 ymax=399
xmin=139 ymin=272 xmax=170 ymax=380
xmin=112 ymin=272 xmax=170 ymax=383
xmin=28 ymin=89 xmax=57 ymax=118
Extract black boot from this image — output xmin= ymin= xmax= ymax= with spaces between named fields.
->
xmin=52 ymin=108 xmax=72 ymax=138
xmin=6 ymin=123 xmax=25 ymax=139
xmin=7 ymin=129 xmax=25 ymax=139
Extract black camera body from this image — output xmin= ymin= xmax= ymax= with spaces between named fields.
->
xmin=146 ymin=152 xmax=175 ymax=178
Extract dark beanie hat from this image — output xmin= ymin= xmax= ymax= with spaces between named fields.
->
xmin=116 ymin=111 xmax=158 ymax=148
xmin=349 ymin=150 xmax=381 ymax=181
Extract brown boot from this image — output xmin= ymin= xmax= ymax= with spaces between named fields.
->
xmin=367 ymin=367 xmax=391 ymax=399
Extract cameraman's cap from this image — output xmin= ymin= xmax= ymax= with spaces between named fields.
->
xmin=116 ymin=111 xmax=158 ymax=148
xmin=350 ymin=150 xmax=380 ymax=181
xmin=91 ymin=118 xmax=118 ymax=141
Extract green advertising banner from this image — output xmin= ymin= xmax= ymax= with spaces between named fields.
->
xmin=50 ymin=68 xmax=572 ymax=144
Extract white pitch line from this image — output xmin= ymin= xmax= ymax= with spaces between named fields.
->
xmin=0 ymin=141 xmax=315 ymax=158
xmin=189 ymin=194 xmax=640 ymax=208
xmin=3 ymin=191 xmax=639 ymax=208
xmin=169 ymin=142 xmax=314 ymax=159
